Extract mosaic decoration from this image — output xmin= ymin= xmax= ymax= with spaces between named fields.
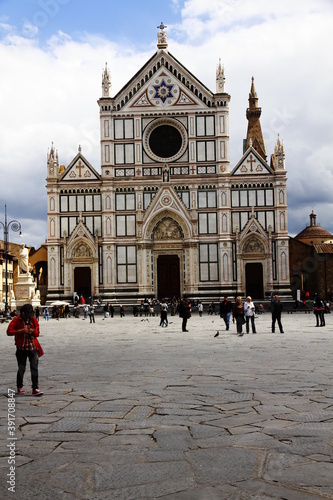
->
xmin=153 ymin=80 xmax=174 ymax=103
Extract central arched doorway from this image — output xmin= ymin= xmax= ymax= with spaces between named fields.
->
xmin=157 ymin=255 xmax=180 ymax=300
xmin=74 ymin=267 xmax=91 ymax=301
xmin=245 ymin=263 xmax=263 ymax=299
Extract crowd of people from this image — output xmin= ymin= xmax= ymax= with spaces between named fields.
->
xmin=5 ymin=292 xmax=330 ymax=397
xmin=3 ymin=292 xmax=331 ymax=332
xmin=2 ymin=292 xmax=330 ymax=334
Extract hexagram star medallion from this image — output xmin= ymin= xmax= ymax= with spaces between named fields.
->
xmin=153 ymin=80 xmax=173 ymax=103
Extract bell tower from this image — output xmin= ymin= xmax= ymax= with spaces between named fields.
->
xmin=245 ymin=77 xmax=266 ymax=160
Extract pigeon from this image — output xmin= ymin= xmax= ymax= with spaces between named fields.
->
xmin=214 ymin=331 xmax=220 ymax=337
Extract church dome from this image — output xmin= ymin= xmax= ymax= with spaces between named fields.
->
xmin=295 ymin=211 xmax=333 ymax=244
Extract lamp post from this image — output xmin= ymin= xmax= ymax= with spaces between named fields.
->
xmin=0 ymin=205 xmax=21 ymax=317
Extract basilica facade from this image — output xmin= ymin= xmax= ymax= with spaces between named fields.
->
xmin=46 ymin=25 xmax=290 ymax=304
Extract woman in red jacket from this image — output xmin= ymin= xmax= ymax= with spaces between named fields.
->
xmin=7 ymin=303 xmax=43 ymax=396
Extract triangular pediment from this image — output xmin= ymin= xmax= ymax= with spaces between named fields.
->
xmin=231 ymin=147 xmax=273 ymax=176
xmin=112 ymin=50 xmax=215 ymax=112
xmin=240 ymin=215 xmax=268 ymax=240
xmin=60 ymin=153 xmax=101 ymax=181
xmin=143 ymin=186 xmax=189 ymax=221
xmin=142 ymin=185 xmax=193 ymax=240
xmin=66 ymin=220 xmax=97 ymax=256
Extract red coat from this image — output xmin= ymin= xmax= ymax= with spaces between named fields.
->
xmin=7 ymin=315 xmax=43 ymax=355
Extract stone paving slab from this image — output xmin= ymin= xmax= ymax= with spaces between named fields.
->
xmin=1 ymin=312 xmax=333 ymax=498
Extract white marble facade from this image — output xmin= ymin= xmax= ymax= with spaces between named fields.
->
xmin=46 ymin=25 xmax=290 ymax=304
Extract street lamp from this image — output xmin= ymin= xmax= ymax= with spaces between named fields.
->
xmin=0 ymin=205 xmax=21 ymax=317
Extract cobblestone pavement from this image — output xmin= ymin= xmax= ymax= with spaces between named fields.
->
xmin=1 ymin=311 xmax=333 ymax=499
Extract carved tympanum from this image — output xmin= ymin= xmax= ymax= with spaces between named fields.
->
xmin=153 ymin=218 xmax=182 ymax=240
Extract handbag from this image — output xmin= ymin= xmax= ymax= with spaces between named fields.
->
xmin=237 ymin=316 xmax=245 ymax=325
xmin=35 ymin=338 xmax=44 ymax=357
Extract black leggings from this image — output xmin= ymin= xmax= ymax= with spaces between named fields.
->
xmin=16 ymin=349 xmax=39 ymax=390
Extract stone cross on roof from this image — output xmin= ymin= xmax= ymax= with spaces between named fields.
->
xmin=157 ymin=22 xmax=168 ymax=49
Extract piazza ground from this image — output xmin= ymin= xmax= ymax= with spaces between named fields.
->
xmin=1 ymin=310 xmax=333 ymax=499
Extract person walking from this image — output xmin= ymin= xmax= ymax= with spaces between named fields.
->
xmin=244 ymin=296 xmax=256 ymax=334
xmin=198 ymin=301 xmax=203 ymax=317
xmin=313 ymin=294 xmax=325 ymax=327
xmin=271 ymin=295 xmax=284 ymax=333
xmin=89 ymin=304 xmax=95 ymax=323
xmin=7 ymin=303 xmax=44 ymax=396
xmin=64 ymin=304 xmax=70 ymax=318
xmin=232 ymin=296 xmax=245 ymax=336
xmin=179 ymin=295 xmax=191 ymax=332
xmin=160 ymin=299 xmax=168 ymax=327
xmin=120 ymin=305 xmax=125 ymax=317
xmin=103 ymin=302 xmax=109 ymax=319
xmin=35 ymin=306 xmax=40 ymax=322
xmin=43 ymin=306 xmax=49 ymax=321
xmin=219 ymin=296 xmax=233 ymax=331
xmin=109 ymin=304 xmax=114 ymax=318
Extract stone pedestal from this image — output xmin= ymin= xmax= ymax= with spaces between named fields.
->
xmin=14 ymin=272 xmax=41 ymax=310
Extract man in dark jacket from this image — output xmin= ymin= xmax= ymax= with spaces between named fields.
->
xmin=7 ymin=303 xmax=43 ymax=395
xmin=219 ymin=296 xmax=233 ymax=331
xmin=271 ymin=295 xmax=284 ymax=333
xmin=179 ymin=295 xmax=191 ymax=332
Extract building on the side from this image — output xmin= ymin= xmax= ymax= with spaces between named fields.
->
xmin=29 ymin=244 xmax=48 ymax=304
xmin=0 ymin=245 xmax=15 ymax=312
xmin=46 ymin=24 xmax=290 ymax=304
xmin=289 ymin=211 xmax=333 ymax=300
xmin=0 ymin=241 xmax=26 ymax=312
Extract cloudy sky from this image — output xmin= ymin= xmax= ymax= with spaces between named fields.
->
xmin=0 ymin=0 xmax=332 ymax=247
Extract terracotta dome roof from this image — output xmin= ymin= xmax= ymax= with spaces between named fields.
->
xmin=295 ymin=225 xmax=333 ymax=241
xmin=295 ymin=211 xmax=333 ymax=243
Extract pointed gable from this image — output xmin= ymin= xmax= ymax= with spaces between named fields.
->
xmin=60 ymin=153 xmax=101 ymax=182
xmin=112 ymin=50 xmax=215 ymax=112
xmin=239 ymin=213 xmax=270 ymax=254
xmin=231 ymin=147 xmax=273 ymax=177
xmin=66 ymin=218 xmax=97 ymax=257
xmin=142 ymin=185 xmax=193 ymax=240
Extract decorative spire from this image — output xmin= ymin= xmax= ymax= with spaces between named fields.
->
xmin=47 ymin=142 xmax=59 ymax=178
xmin=249 ymin=76 xmax=258 ymax=101
xmin=245 ymin=76 xmax=266 ymax=160
xmin=47 ymin=141 xmax=58 ymax=163
xmin=157 ymin=22 xmax=168 ymax=50
xmin=102 ymin=62 xmax=111 ymax=97
xmin=216 ymin=58 xmax=226 ymax=93
xmin=272 ymin=134 xmax=285 ymax=170
xmin=274 ymin=133 xmax=284 ymax=155
xmin=78 ymin=144 xmax=82 ymax=153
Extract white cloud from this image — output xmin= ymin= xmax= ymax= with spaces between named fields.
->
xmin=0 ymin=0 xmax=333 ymax=246
xmin=21 ymin=21 xmax=39 ymax=38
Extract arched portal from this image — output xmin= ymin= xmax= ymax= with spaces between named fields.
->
xmin=151 ymin=216 xmax=185 ymax=299
xmin=246 ymin=262 xmax=263 ymax=299
xmin=241 ymin=234 xmax=266 ymax=299
xmin=74 ymin=267 xmax=91 ymax=301
xmin=157 ymin=255 xmax=180 ymax=299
